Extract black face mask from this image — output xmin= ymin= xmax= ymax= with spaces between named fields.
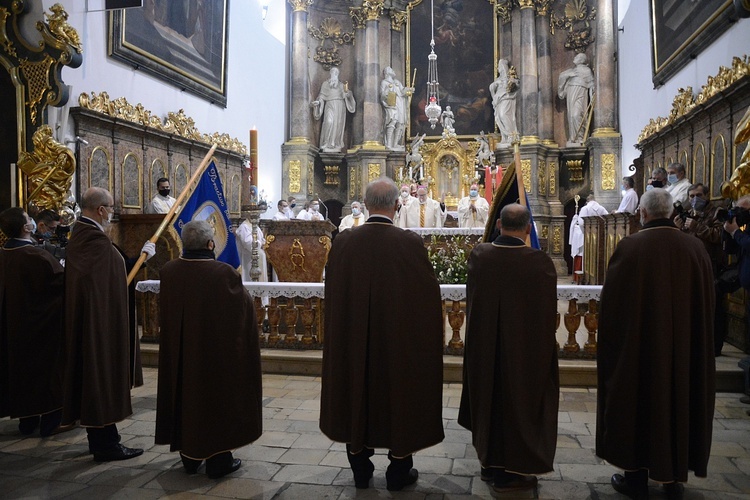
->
xmin=159 ymin=189 xmax=171 ymax=197
xmin=651 ymin=180 xmax=663 ymax=189
xmin=290 ymin=203 xmax=296 ymax=209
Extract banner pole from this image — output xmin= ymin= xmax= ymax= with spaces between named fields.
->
xmin=126 ymin=144 xmax=218 ymax=285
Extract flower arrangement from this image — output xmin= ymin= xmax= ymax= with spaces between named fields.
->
xmin=427 ymin=235 xmax=473 ymax=284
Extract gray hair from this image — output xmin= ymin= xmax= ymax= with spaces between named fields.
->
xmin=500 ymin=203 xmax=531 ymax=231
xmin=351 ymin=201 xmax=361 ymax=209
xmin=364 ymin=177 xmax=398 ymax=210
xmin=651 ymin=167 xmax=666 ymax=177
xmin=640 ymin=188 xmax=673 ymax=219
xmin=736 ymin=194 xmax=750 ymax=209
xmin=667 ymin=162 xmax=685 ymax=174
xmin=181 ymin=220 xmax=214 ymax=251
xmin=81 ymin=187 xmax=112 ymax=210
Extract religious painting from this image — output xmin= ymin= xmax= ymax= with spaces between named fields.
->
xmin=650 ymin=0 xmax=735 ymax=86
xmin=109 ymin=0 xmax=229 ymax=106
xmin=408 ymin=0 xmax=495 ymax=139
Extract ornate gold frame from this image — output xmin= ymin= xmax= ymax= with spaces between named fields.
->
xmin=421 ymin=136 xmax=476 ymax=208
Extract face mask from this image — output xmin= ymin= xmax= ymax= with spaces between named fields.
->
xmin=401 ymin=191 xmax=409 ymax=198
xmin=352 ymin=208 xmax=361 ymax=216
xmin=42 ymin=231 xmax=53 ymax=238
xmin=645 ymin=185 xmax=653 ymax=191
xmin=25 ymin=218 xmax=36 ymax=234
xmin=651 ymin=180 xmax=663 ymax=188
xmin=290 ymin=203 xmax=296 ymax=208
xmin=311 ymin=204 xmax=319 ymax=212
xmin=158 ymin=189 xmax=170 ymax=197
xmin=101 ymin=208 xmax=113 ymax=226
xmin=691 ymin=197 xmax=707 ymax=211
xmin=469 ymin=190 xmax=478 ymax=197
xmin=667 ymin=174 xmax=678 ymax=184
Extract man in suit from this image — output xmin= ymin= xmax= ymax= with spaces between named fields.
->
xmin=320 ymin=177 xmax=444 ymax=491
xmin=458 ymin=203 xmax=559 ymax=492
xmin=62 ymin=187 xmax=155 ymax=461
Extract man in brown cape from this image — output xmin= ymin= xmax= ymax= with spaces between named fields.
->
xmin=0 ymin=208 xmax=65 ymax=436
xmin=458 ymin=203 xmax=559 ymax=493
xmin=62 ymin=187 xmax=154 ymax=461
xmin=156 ymin=220 xmax=262 ymax=479
xmin=320 ymin=177 xmax=444 ymax=491
xmin=597 ymin=188 xmax=715 ymax=499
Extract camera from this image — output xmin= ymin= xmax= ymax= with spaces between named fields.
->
xmin=50 ymin=224 xmax=70 ymax=247
xmin=717 ymin=206 xmax=750 ymax=226
xmin=673 ymin=201 xmax=690 ymax=221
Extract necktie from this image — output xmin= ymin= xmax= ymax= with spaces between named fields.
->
xmin=420 ymin=204 xmax=425 ymax=227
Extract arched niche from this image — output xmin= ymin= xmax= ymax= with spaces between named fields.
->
xmin=121 ymin=153 xmax=142 ymax=209
xmin=174 ymin=164 xmax=189 ymax=197
xmin=711 ymin=134 xmax=727 ymax=200
xmin=89 ymin=147 xmax=112 ymax=191
xmin=150 ymin=158 xmax=168 ymax=200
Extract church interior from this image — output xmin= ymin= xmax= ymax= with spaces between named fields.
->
xmin=2 ymin=0 xmax=750 ymax=497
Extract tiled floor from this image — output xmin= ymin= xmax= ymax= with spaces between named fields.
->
xmin=1 ymin=367 xmax=749 ymax=499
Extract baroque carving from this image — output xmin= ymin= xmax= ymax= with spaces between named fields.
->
xmin=289 ymin=160 xmax=302 ymax=193
xmin=19 ymin=56 xmax=54 ymax=125
xmin=308 ymin=18 xmax=354 ymax=70
xmin=17 ymin=125 xmax=75 ymax=212
xmin=549 ymin=161 xmax=557 ymax=194
xmin=0 ymin=7 xmax=17 ymax=57
xmin=553 ymin=226 xmax=562 ymax=254
xmin=638 ymin=55 xmax=750 ymax=144
xmin=496 ymin=1 xmax=512 ymax=24
xmin=721 ymin=104 xmax=750 ymax=200
xmin=78 ymin=92 xmax=248 ymax=155
xmin=538 ymin=160 xmax=547 ymax=195
xmin=368 ymin=163 xmax=381 ymax=182
xmin=567 ymin=159 xmax=583 ymax=182
xmin=518 ymin=0 xmax=535 ymax=9
xmin=349 ymin=7 xmax=367 ymax=29
xmin=349 ymin=167 xmax=357 ymax=199
xmin=535 ymin=0 xmax=553 ymax=16
xmin=521 ymin=159 xmax=532 ymax=193
xmin=324 ymin=165 xmax=340 ymax=186
xmin=389 ymin=10 xmax=407 ymax=31
xmin=288 ymin=0 xmax=314 ymax=12
xmin=307 ymin=162 xmax=314 ymax=195
xmin=45 ymin=3 xmax=82 ymax=53
xmin=362 ymin=0 xmax=385 ymax=21
xmin=601 ymin=153 xmax=615 ymax=190
xmin=550 ymin=0 xmax=596 ymax=53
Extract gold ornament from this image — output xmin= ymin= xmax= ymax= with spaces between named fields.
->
xmin=17 ymin=125 xmax=75 ymax=213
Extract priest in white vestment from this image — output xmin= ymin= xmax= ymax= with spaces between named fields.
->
xmin=401 ymin=186 xmax=446 ymax=228
xmin=296 ymin=201 xmax=324 ymax=221
xmin=339 ymin=201 xmax=365 ymax=231
xmin=457 ymin=184 xmax=490 ymax=228
xmin=145 ymin=178 xmax=177 ymax=214
xmin=236 ymin=219 xmax=268 ymax=283
xmin=395 ymin=185 xmax=418 ymax=228
xmin=272 ymin=200 xmax=290 ymax=221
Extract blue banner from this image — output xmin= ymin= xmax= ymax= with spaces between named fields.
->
xmin=173 ymin=161 xmax=240 ymax=267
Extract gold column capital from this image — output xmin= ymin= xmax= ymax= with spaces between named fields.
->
xmin=288 ymin=0 xmax=313 ymax=13
xmin=518 ymin=0 xmax=535 ymax=10
xmin=389 ymin=10 xmax=407 ymax=32
xmin=535 ymin=0 xmax=552 ymax=16
xmin=362 ymin=0 xmax=384 ymax=21
xmin=496 ymin=1 xmax=512 ymax=24
xmin=349 ymin=7 xmax=366 ymax=29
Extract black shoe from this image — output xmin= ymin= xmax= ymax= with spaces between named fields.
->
xmin=480 ymin=466 xmax=493 ymax=482
xmin=206 ymin=452 xmax=241 ymax=479
xmin=386 ymin=468 xmax=418 ymax=491
xmin=611 ymin=473 xmax=648 ymax=499
xmin=93 ymin=444 xmax=144 ymax=462
xmin=18 ymin=416 xmax=40 ymax=435
xmin=492 ymin=470 xmax=538 ymax=492
xmin=740 ymin=395 xmax=750 ymax=405
xmin=180 ymin=453 xmax=202 ymax=475
xmin=663 ymin=482 xmax=684 ymax=500
xmin=353 ymin=463 xmax=374 ymax=489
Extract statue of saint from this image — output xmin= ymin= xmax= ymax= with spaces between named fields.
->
xmin=311 ymin=67 xmax=356 ymax=152
xmin=489 ymin=59 xmax=519 ymax=148
xmin=558 ymin=53 xmax=595 ymax=144
xmin=441 ymin=106 xmax=456 ymax=137
xmin=380 ymin=66 xmax=414 ymax=150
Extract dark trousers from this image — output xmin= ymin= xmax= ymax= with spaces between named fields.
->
xmin=86 ymin=424 xmax=120 ymax=453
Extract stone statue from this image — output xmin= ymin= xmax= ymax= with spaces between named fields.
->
xmin=475 ymin=130 xmax=495 ymax=167
xmin=380 ymin=66 xmax=414 ymax=150
xmin=558 ymin=53 xmax=595 ymax=144
xmin=311 ymin=67 xmax=356 ymax=152
xmin=489 ymin=59 xmax=519 ymax=148
xmin=441 ymin=106 xmax=455 ymax=137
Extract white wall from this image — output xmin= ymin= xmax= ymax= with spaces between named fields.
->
xmin=44 ymin=0 xmax=287 ymax=214
xmin=617 ymin=3 xmax=750 ymax=176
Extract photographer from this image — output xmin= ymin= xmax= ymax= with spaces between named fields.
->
xmin=723 ymin=195 xmax=750 ymax=291
xmin=33 ymin=209 xmax=66 ymax=261
xmin=675 ymin=184 xmax=726 ymax=355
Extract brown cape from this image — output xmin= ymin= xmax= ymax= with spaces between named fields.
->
xmin=62 ymin=219 xmax=133 ymax=426
xmin=596 ymin=222 xmax=716 ymax=482
xmin=0 ymin=242 xmax=64 ymax=418
xmin=155 ymin=257 xmax=262 ymax=459
xmin=457 ymin=236 xmax=559 ymax=473
xmin=320 ymin=220 xmax=445 ymax=456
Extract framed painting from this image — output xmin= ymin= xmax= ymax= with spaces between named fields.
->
xmin=109 ymin=0 xmax=229 ymax=106
xmin=650 ymin=0 xmax=736 ymax=87
xmin=407 ymin=0 xmax=496 ymax=139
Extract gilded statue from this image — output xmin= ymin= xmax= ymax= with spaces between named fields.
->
xmin=45 ymin=4 xmax=82 ymax=52
xmin=17 ymin=125 xmax=76 ymax=212
xmin=721 ymin=105 xmax=750 ymax=200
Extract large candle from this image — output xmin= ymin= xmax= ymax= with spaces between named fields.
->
xmin=250 ymin=128 xmax=258 ymax=184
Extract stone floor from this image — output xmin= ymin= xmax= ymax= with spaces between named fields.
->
xmin=1 ymin=367 xmax=750 ymax=499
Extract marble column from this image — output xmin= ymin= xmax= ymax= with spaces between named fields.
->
xmin=390 ymin=10 xmax=407 ymax=82
xmin=518 ymin=1 xmax=538 ymax=142
xmin=288 ymin=0 xmax=313 ymax=141
xmin=536 ymin=4 xmax=554 ymax=143
xmin=362 ymin=1 xmax=385 ymax=147
xmin=350 ymin=7 xmax=366 ymax=147
xmin=497 ymin=3 xmax=513 ymax=60
xmin=593 ymin=0 xmax=617 ymax=135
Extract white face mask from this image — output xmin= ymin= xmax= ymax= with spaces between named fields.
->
xmin=310 ymin=204 xmax=319 ymax=213
xmin=352 ymin=208 xmax=361 ymax=216
xmin=25 ymin=218 xmax=36 ymax=234
xmin=401 ymin=191 xmax=409 ymax=198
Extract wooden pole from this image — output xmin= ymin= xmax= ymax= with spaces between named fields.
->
xmin=126 ymin=144 xmax=218 ymax=285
